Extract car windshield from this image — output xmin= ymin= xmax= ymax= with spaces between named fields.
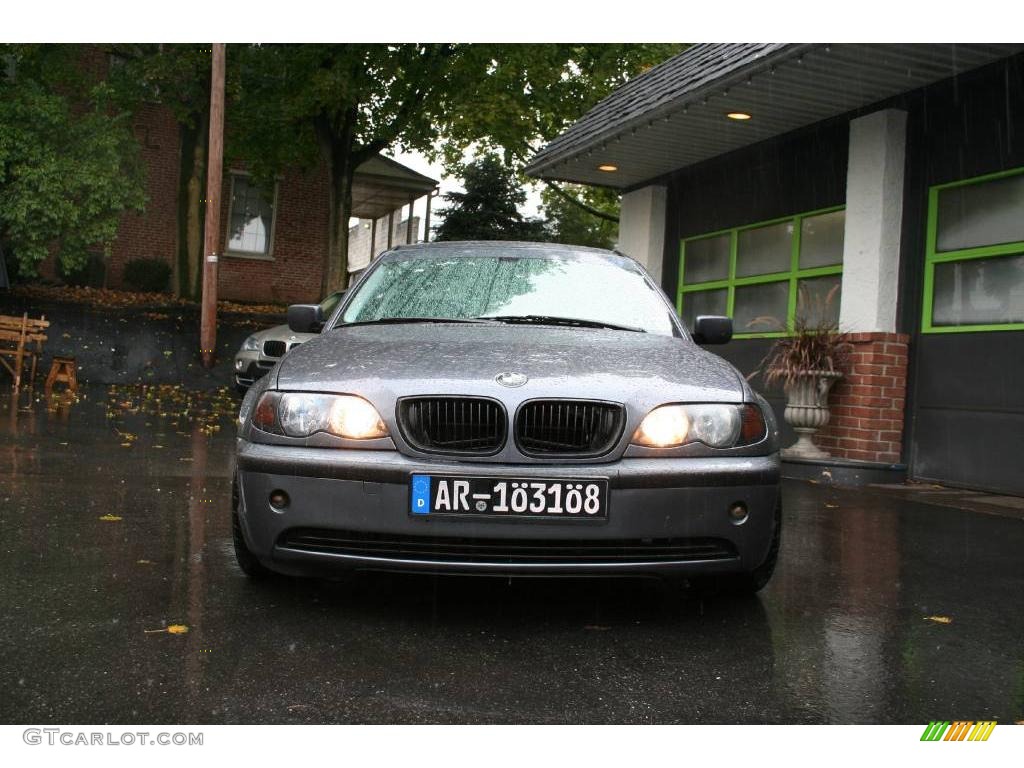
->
xmin=318 ymin=291 xmax=345 ymax=318
xmin=339 ymin=250 xmax=678 ymax=336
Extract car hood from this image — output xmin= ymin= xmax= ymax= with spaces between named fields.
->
xmin=273 ymin=323 xmax=748 ymax=404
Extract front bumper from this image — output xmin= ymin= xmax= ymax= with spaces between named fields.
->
xmin=235 ymin=441 xmax=780 ymax=578
xmin=233 ymin=353 xmax=275 ymax=388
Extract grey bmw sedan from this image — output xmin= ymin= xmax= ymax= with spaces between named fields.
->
xmin=233 ymin=241 xmax=781 ymax=592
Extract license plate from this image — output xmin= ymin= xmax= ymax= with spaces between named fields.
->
xmin=410 ymin=475 xmax=608 ymax=519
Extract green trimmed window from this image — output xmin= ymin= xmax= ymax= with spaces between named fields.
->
xmin=922 ymin=168 xmax=1024 ymax=333
xmin=677 ymin=207 xmax=844 ymax=338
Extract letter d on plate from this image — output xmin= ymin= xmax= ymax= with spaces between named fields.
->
xmin=411 ymin=475 xmax=432 ymax=515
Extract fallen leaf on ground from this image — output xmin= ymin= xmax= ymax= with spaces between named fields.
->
xmin=144 ymin=624 xmax=189 ymax=635
xmin=825 ymin=502 xmax=839 ymax=508
xmin=98 ymin=514 xmax=122 ymax=522
xmin=925 ymin=615 xmax=953 ymax=624
xmin=136 ymin=559 xmax=155 ymax=565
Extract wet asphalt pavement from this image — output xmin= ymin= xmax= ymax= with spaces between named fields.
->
xmin=1 ymin=385 xmax=1022 ymax=725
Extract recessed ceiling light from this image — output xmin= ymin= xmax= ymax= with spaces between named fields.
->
xmin=598 ymin=164 xmax=618 ymax=172
xmin=727 ymin=112 xmax=752 ymax=121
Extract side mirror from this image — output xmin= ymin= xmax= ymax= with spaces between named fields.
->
xmin=287 ymin=304 xmax=324 ymax=333
xmin=692 ymin=315 xmax=732 ymax=345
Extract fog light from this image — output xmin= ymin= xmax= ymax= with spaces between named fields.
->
xmin=728 ymin=502 xmax=748 ymax=525
xmin=269 ymin=489 xmax=290 ymax=510
xmin=235 ymin=359 xmax=244 ymax=370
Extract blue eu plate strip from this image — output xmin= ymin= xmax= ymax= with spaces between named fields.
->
xmin=410 ymin=475 xmax=432 ymax=515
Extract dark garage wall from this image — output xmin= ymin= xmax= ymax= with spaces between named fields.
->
xmin=658 ymin=117 xmax=851 ymax=451
xmin=900 ymin=55 xmax=1024 ymax=494
xmin=655 ymin=53 xmax=1024 ymax=492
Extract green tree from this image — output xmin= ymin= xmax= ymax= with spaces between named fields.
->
xmin=229 ymin=43 xmax=682 ymax=292
xmin=230 ymin=44 xmax=463 ymax=294
xmin=436 ymin=44 xmax=683 ymax=170
xmin=0 ymin=45 xmax=145 ymax=279
xmin=541 ymin=183 xmax=619 ymax=249
xmin=435 ymin=155 xmax=546 ymax=242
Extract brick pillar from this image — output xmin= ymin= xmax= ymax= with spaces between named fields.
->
xmin=815 ymin=332 xmax=909 ymax=464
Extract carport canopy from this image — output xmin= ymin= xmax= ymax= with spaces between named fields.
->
xmin=350 ymin=154 xmax=438 ymax=220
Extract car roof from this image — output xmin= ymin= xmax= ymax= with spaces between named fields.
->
xmin=390 ymin=240 xmax=615 ymax=256
xmin=382 ymin=241 xmax=645 ymax=272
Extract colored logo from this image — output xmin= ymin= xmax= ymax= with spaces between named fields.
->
xmin=920 ymin=721 xmax=997 ymax=741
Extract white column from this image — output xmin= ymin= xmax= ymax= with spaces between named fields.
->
xmin=839 ymin=109 xmax=908 ymax=333
xmin=618 ymin=185 xmax=667 ymax=283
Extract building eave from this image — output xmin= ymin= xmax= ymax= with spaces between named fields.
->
xmin=526 ymin=43 xmax=1024 ymax=190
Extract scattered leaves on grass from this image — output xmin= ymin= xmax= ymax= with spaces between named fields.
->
xmin=13 ymin=284 xmax=184 ymax=309
xmin=218 ymin=300 xmax=286 ymax=316
xmin=12 ymin=283 xmax=285 ymax=315
xmin=925 ymin=615 xmax=953 ymax=625
xmin=98 ymin=514 xmax=122 ymax=522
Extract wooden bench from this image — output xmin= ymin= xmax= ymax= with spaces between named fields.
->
xmin=0 ymin=312 xmax=49 ymax=392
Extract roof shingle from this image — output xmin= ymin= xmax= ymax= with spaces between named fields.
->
xmin=525 ymin=43 xmax=800 ymax=174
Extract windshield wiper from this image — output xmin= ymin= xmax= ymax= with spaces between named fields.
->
xmin=480 ymin=315 xmax=646 ymax=333
xmin=338 ymin=317 xmax=497 ymax=328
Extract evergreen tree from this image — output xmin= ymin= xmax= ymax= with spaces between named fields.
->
xmin=435 ymin=156 xmax=547 ymax=242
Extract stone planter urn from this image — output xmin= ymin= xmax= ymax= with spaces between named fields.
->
xmin=782 ymin=370 xmax=842 ymax=459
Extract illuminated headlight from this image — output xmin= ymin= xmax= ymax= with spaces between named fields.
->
xmin=242 ymin=334 xmax=260 ymax=352
xmin=632 ymin=403 xmax=766 ymax=449
xmin=252 ymin=392 xmax=389 ymax=439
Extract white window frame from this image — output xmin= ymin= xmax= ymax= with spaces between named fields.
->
xmin=224 ymin=172 xmax=279 ymax=261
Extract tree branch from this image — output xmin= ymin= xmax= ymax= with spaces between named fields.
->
xmin=544 ymin=181 xmax=619 ymax=224
xmin=352 ymin=44 xmax=456 ymax=165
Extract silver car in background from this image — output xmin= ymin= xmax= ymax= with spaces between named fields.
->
xmin=233 ymin=242 xmax=781 ymax=593
xmin=233 ymin=291 xmax=345 ymax=392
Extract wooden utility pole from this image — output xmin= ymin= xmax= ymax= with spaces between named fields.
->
xmin=199 ymin=44 xmax=226 ymax=369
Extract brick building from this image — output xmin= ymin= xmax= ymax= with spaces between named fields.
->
xmin=528 ymin=44 xmax=1024 ymax=494
xmin=110 ymin=101 xmax=437 ymax=305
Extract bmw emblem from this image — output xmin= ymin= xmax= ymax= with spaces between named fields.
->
xmin=495 ymin=371 xmax=528 ymax=388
